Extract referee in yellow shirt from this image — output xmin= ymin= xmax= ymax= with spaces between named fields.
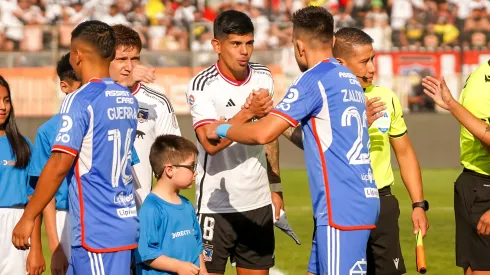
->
xmin=333 ymin=28 xmax=429 ymax=275
xmin=422 ymin=64 xmax=490 ymax=275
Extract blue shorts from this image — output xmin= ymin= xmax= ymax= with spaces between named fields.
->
xmin=67 ymin=246 xmax=133 ymax=275
xmin=308 ymin=226 xmax=370 ymax=275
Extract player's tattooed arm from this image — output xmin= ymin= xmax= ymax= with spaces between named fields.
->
xmin=265 ymin=139 xmax=281 ymax=184
xmin=266 ymin=139 xmax=285 ymax=219
xmin=282 ymin=126 xmax=304 ymax=150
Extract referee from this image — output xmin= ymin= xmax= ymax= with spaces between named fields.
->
xmin=422 ymin=63 xmax=490 ymax=275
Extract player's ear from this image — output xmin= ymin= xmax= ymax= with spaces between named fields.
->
xmin=211 ymin=38 xmax=221 ymax=54
xmin=296 ymin=39 xmax=305 ymax=57
xmin=164 ymin=165 xmax=174 ymax=178
xmin=59 ymin=81 xmax=69 ymax=95
xmin=336 ymin=57 xmax=346 ymax=65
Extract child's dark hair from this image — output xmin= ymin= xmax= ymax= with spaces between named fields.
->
xmin=213 ymin=10 xmax=254 ymax=40
xmin=71 ymin=20 xmax=116 ymax=60
xmin=56 ymin=53 xmax=77 ymax=82
xmin=150 ymin=135 xmax=198 ymax=179
xmin=0 ymin=75 xmax=31 ymax=169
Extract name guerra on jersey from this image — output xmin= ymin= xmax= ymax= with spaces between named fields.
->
xmin=105 ymin=89 xmax=138 ymax=120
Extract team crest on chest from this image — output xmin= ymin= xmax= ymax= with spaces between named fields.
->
xmin=138 ymin=108 xmax=149 ymax=123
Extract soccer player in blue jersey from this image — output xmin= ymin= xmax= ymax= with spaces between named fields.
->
xmin=0 ymin=75 xmax=45 ymax=275
xmin=136 ymin=135 xmax=207 ymax=275
xmin=27 ymin=53 xmax=81 ymax=275
xmin=12 ymin=20 xmax=139 ymax=275
xmin=207 ymin=6 xmax=380 ymax=275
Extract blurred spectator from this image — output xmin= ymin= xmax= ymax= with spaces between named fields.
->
xmin=100 ymin=4 xmax=130 ymax=26
xmin=365 ymin=0 xmax=388 ymax=27
xmin=0 ymin=0 xmax=481 ymax=53
xmin=334 ymin=7 xmax=356 ymax=30
xmin=250 ymin=5 xmax=270 ymax=50
xmin=400 ymin=17 xmax=425 ymax=48
xmin=174 ymin=0 xmax=197 ymax=28
xmin=464 ymin=5 xmax=490 ymax=48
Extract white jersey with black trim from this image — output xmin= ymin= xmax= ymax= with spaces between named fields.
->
xmin=186 ymin=62 xmax=274 ymax=214
xmin=132 ymin=83 xmax=181 ymax=203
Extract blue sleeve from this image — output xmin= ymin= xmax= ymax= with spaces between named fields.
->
xmin=136 ymin=202 xmax=166 ymax=263
xmin=52 ymin=95 xmax=89 ymax=157
xmin=25 ymin=138 xmax=36 ymax=196
xmin=131 ymin=146 xmax=140 ymax=166
xmin=270 ymin=76 xmax=322 ymax=126
xmin=27 ymin=128 xmax=52 ymax=194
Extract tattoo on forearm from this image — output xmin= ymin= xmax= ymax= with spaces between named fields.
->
xmin=283 ymin=126 xmax=304 ymax=150
xmin=265 ymin=139 xmax=281 ymax=184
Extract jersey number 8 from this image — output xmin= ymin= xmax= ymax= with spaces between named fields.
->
xmin=200 ymin=216 xmax=215 ymax=241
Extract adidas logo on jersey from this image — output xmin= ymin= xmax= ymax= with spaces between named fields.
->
xmin=226 ymin=99 xmax=236 ymax=107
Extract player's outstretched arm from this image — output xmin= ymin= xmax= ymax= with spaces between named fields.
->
xmin=26 ymin=197 xmax=46 ymax=275
xmin=266 ymin=139 xmax=285 ymax=220
xmin=208 ymin=114 xmax=291 ymax=145
xmin=422 ymin=76 xmax=490 ymax=148
xmin=391 ymin=135 xmax=429 ymax=237
xmin=12 ymin=152 xmax=74 ymax=250
xmin=43 ymin=198 xmax=69 ymax=275
xmin=196 ymin=89 xmax=273 ymax=156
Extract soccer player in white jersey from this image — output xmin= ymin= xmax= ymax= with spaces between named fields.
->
xmin=109 ymin=24 xmax=181 ymax=206
xmin=186 ymin=10 xmax=283 ymax=275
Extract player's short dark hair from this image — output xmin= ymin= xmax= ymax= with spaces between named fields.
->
xmin=213 ymin=10 xmax=254 ymax=40
xmin=150 ymin=135 xmax=198 ymax=179
xmin=112 ymin=24 xmax=142 ymax=52
xmin=291 ymin=6 xmax=334 ymax=45
xmin=56 ymin=53 xmax=77 ymax=82
xmin=71 ymin=20 xmax=116 ymax=60
xmin=333 ymin=27 xmax=374 ymax=58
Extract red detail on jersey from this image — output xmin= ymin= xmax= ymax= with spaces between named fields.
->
xmin=52 ymin=145 xmax=78 ymax=157
xmin=311 ymin=118 xmax=376 ymax=231
xmin=193 ymin=119 xmax=217 ymax=130
xmin=88 ymin=77 xmax=102 ymax=83
xmin=270 ymin=110 xmax=299 ymax=127
xmin=215 ymin=61 xmax=252 ymax=86
xmin=77 ymin=160 xmax=138 ymax=253
xmin=132 ymin=82 xmax=142 ymax=96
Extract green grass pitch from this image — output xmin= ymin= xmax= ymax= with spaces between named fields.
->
xmin=39 ymin=169 xmax=462 ymax=274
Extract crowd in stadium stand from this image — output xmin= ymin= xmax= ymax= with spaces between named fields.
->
xmin=0 ymin=0 xmax=489 ymax=52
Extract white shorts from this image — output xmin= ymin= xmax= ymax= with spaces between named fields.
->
xmin=0 ymin=207 xmax=28 ymax=275
xmin=56 ymin=210 xmax=71 ymax=259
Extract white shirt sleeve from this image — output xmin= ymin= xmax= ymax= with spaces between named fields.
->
xmin=186 ymin=79 xmax=219 ymax=130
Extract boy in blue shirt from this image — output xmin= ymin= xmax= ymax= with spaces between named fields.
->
xmin=137 ymin=134 xmax=207 ymax=275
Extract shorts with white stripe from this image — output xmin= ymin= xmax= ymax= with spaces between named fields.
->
xmin=67 ymin=246 xmax=132 ymax=275
xmin=308 ymin=225 xmax=370 ymax=275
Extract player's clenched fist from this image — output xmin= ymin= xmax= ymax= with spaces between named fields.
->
xmin=242 ymin=88 xmax=273 ymax=118
xmin=12 ymin=216 xmax=35 ymax=250
xmin=119 ymin=64 xmax=156 ymax=88
xmin=176 ymin=261 xmax=200 ymax=275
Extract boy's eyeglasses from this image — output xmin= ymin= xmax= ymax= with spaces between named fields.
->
xmin=172 ymin=163 xmax=197 ymax=172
